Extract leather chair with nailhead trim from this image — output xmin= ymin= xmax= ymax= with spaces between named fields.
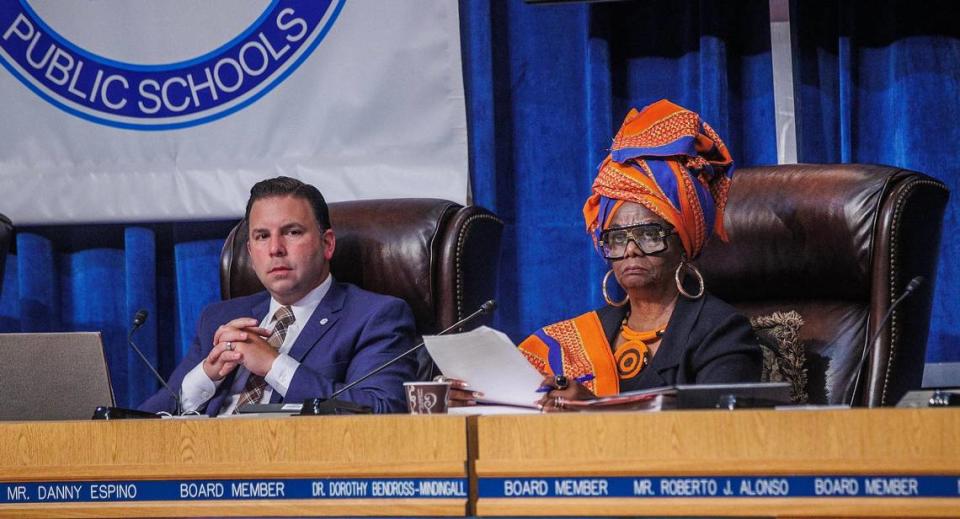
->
xmin=220 ymin=199 xmax=504 ymax=380
xmin=698 ymin=164 xmax=949 ymax=406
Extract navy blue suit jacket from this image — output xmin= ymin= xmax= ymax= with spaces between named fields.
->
xmin=139 ymin=280 xmax=417 ymax=414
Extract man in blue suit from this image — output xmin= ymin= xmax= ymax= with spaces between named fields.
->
xmin=139 ymin=177 xmax=417 ymax=415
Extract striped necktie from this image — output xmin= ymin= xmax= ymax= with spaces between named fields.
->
xmin=233 ymin=305 xmax=295 ymax=412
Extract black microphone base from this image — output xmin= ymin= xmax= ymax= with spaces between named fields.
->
xmin=300 ymin=398 xmax=372 ymax=416
xmin=92 ymin=406 xmax=162 ymax=420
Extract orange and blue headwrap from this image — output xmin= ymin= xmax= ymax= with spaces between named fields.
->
xmin=583 ymin=99 xmax=734 ymax=259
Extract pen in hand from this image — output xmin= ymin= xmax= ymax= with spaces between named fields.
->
xmin=536 ymin=373 xmax=594 ymax=392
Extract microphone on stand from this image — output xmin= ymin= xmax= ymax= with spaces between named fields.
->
xmin=300 ymin=300 xmax=497 ymax=415
xmin=846 ymin=276 xmax=924 ymax=407
xmin=127 ymin=309 xmax=182 ymax=415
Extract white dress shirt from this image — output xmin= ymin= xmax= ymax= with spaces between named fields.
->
xmin=179 ymin=275 xmax=333 ymax=414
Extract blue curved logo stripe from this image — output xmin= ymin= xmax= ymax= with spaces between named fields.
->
xmin=0 ymin=0 xmax=345 ymax=130
xmin=16 ymin=0 xmax=283 ymax=72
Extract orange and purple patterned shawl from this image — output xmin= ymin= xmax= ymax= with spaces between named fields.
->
xmin=518 ymin=100 xmax=734 ymax=396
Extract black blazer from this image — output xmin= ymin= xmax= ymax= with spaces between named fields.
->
xmin=597 ymin=292 xmax=762 ymax=392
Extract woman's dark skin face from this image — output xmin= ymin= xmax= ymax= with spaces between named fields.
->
xmin=608 ymin=202 xmax=684 ymax=300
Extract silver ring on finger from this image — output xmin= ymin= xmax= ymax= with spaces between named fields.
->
xmin=225 ymin=341 xmax=234 ymax=351
xmin=555 ymin=396 xmax=565 ymax=409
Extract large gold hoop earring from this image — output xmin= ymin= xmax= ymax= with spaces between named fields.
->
xmin=674 ymin=261 xmax=705 ymax=299
xmin=602 ymin=269 xmax=629 ymax=307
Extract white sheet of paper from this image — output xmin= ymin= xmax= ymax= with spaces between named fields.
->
xmin=423 ymin=326 xmax=543 ymax=408
xmin=448 ymin=405 xmax=541 ymax=415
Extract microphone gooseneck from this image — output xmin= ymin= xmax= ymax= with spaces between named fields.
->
xmin=479 ymin=300 xmax=497 ymax=315
xmin=904 ymin=276 xmax=924 ymax=294
xmin=326 ymin=299 xmax=497 ymax=401
xmin=127 ymin=309 xmax=182 ymax=415
xmin=846 ymin=276 xmax=925 ymax=406
xmin=132 ymin=309 xmax=148 ymax=327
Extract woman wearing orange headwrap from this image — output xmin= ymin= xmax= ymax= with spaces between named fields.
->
xmin=448 ymin=100 xmax=761 ymax=410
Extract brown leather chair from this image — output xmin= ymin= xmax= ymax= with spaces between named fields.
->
xmin=698 ymin=164 xmax=949 ymax=407
xmin=220 ymin=199 xmax=503 ymax=378
xmin=0 ymin=213 xmax=11 ymax=295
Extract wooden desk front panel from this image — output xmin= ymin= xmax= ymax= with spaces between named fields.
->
xmin=0 ymin=415 xmax=470 ymax=517
xmin=474 ymin=408 xmax=960 ymax=517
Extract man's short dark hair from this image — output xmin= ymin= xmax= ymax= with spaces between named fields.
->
xmin=245 ymin=176 xmax=331 ymax=230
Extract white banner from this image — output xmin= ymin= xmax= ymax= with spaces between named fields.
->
xmin=0 ymin=0 xmax=468 ymax=225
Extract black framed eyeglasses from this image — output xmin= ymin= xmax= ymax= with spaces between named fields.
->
xmin=598 ymin=223 xmax=675 ymax=260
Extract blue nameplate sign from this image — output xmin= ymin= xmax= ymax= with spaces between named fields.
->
xmin=0 ymin=477 xmax=466 ymax=504
xmin=480 ymin=476 xmax=960 ymax=499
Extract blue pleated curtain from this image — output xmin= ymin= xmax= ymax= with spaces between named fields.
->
xmin=791 ymin=0 xmax=960 ymax=363
xmin=1 ymin=0 xmax=956 ymax=408
xmin=0 ymin=221 xmax=236 ymax=407
xmin=463 ymin=0 xmax=777 ymax=341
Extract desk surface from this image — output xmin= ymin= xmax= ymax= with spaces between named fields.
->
xmin=474 ymin=407 xmax=960 ymax=517
xmin=0 ymin=414 xmax=470 ymax=517
xmin=1 ymin=408 xmax=958 ymax=518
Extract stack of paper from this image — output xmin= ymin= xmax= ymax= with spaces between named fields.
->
xmin=423 ymin=326 xmax=543 ymax=408
xmin=562 ymin=387 xmax=677 ymax=412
